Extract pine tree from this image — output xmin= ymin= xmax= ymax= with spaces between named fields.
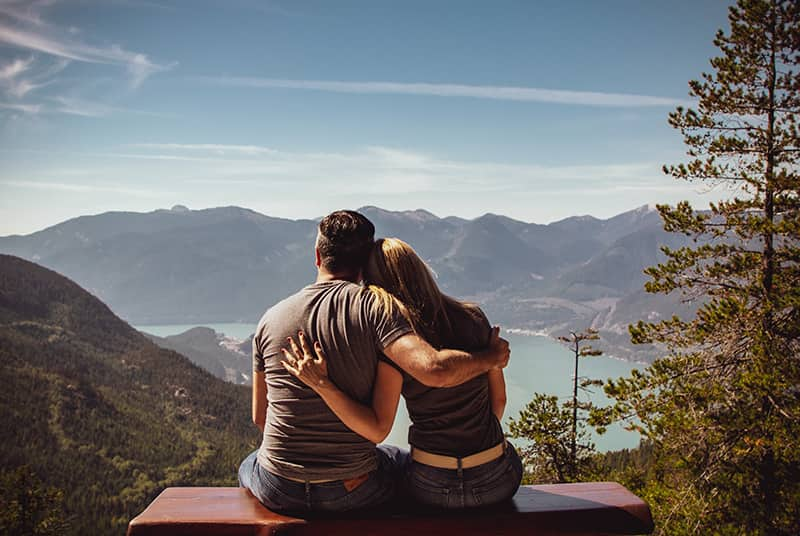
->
xmin=509 ymin=328 xmax=603 ymax=483
xmin=557 ymin=329 xmax=603 ymax=473
xmin=600 ymin=1 xmax=800 ymax=533
xmin=0 ymin=466 xmax=70 ymax=535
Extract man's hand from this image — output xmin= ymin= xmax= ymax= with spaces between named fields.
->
xmin=486 ymin=326 xmax=510 ymax=369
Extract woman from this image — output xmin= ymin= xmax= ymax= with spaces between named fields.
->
xmin=282 ymin=237 xmax=522 ymax=509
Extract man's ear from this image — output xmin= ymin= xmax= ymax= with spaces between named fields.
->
xmin=314 ymin=247 xmax=321 ymax=268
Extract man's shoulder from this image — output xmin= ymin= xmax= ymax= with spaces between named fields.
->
xmin=308 ymin=280 xmax=372 ymax=308
xmin=257 ymin=289 xmax=301 ymax=324
xmin=257 ymin=281 xmax=366 ymax=331
xmin=255 ymin=286 xmax=311 ymax=336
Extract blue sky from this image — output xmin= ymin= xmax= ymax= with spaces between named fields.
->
xmin=0 ymin=0 xmax=734 ymax=235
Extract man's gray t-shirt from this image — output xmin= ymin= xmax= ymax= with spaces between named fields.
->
xmin=253 ymin=280 xmax=412 ymax=481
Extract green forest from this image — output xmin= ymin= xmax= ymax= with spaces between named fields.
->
xmin=0 ymin=255 xmax=258 ymax=535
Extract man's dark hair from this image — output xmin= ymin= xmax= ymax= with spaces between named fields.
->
xmin=317 ymin=210 xmax=375 ymax=276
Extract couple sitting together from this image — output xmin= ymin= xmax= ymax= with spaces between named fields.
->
xmin=238 ymin=209 xmax=522 ymax=515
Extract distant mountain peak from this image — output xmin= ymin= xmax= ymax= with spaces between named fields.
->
xmin=358 ymin=206 xmax=441 ymax=222
xmin=171 ymin=204 xmax=190 ymax=212
xmin=405 ymin=208 xmax=440 ymax=222
xmin=551 ymin=214 xmax=601 ymax=226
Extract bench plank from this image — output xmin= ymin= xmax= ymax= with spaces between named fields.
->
xmin=127 ymin=482 xmax=654 ymax=535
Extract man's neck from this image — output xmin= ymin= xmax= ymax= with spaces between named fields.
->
xmin=316 ymin=268 xmax=359 ymax=284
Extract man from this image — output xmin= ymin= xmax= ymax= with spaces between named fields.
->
xmin=238 ymin=210 xmax=509 ymax=515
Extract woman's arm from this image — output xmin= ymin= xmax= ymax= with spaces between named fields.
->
xmin=487 ymin=368 xmax=507 ymax=422
xmin=282 ymin=332 xmax=402 ymax=444
xmin=252 ymin=370 xmax=267 ymax=432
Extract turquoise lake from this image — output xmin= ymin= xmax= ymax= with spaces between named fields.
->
xmin=137 ymin=323 xmax=644 ymax=452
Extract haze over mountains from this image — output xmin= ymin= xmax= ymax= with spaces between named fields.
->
xmin=0 ymin=204 xmax=695 ymax=360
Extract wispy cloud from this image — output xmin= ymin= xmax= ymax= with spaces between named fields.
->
xmin=98 ymin=143 xmax=671 ymax=197
xmin=0 ymin=101 xmax=42 ymax=113
xmin=0 ymin=56 xmax=34 ymax=79
xmin=103 ymin=152 xmax=231 ymax=162
xmin=3 ymin=179 xmax=170 ymax=197
xmin=0 ymin=0 xmax=57 ymax=27
xmin=127 ymin=52 xmax=173 ymax=89
xmin=0 ymin=144 xmax=691 ymax=203
xmin=50 ymin=96 xmax=112 ymax=117
xmin=50 ymin=96 xmax=171 ymax=117
xmin=202 ymin=77 xmax=689 ymax=108
xmin=7 ymin=78 xmax=51 ymax=98
xmin=0 ymin=23 xmax=95 ymax=62
xmin=130 ymin=143 xmax=278 ymax=155
xmin=0 ymin=0 xmax=175 ymax=104
xmin=0 ymin=22 xmax=175 ymax=87
xmin=0 ymin=55 xmax=48 ymax=98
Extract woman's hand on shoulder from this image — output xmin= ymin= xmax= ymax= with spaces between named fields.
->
xmin=281 ymin=331 xmax=330 ymax=392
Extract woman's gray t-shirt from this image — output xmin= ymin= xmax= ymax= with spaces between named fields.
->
xmin=387 ymin=303 xmax=505 ymax=457
xmin=253 ymin=280 xmax=412 ymax=481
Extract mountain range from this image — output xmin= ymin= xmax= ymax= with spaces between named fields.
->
xmin=0 ymin=254 xmax=256 ymax=534
xmin=0 ymin=204 xmax=697 ymax=360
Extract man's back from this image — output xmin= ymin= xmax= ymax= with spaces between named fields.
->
xmin=253 ymin=280 xmax=411 ymax=481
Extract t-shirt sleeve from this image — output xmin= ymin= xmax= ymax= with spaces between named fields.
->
xmin=252 ymin=327 xmax=266 ymax=373
xmin=471 ymin=305 xmax=493 ymax=348
xmin=365 ymin=291 xmax=414 ymax=350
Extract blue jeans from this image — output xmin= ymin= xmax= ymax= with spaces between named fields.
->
xmin=405 ymin=441 xmax=523 ymax=509
xmin=238 ymin=446 xmax=409 ymax=515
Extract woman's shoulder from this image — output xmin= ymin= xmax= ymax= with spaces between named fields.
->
xmin=448 ymin=300 xmax=489 ymax=325
xmin=465 ymin=302 xmax=490 ymax=325
xmin=444 ymin=299 xmax=492 ymax=347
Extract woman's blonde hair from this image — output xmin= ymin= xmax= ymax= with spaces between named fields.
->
xmin=364 ymin=237 xmax=471 ymax=349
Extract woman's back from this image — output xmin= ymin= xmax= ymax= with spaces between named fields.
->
xmin=399 ymin=302 xmax=505 ymax=457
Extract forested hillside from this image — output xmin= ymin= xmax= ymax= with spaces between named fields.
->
xmin=0 ymin=255 xmax=257 ymax=535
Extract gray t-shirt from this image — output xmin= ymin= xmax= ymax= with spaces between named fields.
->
xmin=385 ymin=303 xmax=505 ymax=457
xmin=253 ymin=280 xmax=412 ymax=481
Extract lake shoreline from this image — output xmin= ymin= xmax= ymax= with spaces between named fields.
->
xmin=136 ymin=322 xmax=642 ymax=452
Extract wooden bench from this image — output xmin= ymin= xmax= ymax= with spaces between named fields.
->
xmin=127 ymin=482 xmax=653 ymax=535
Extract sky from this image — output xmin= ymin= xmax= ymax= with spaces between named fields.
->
xmin=0 ymin=0 xmax=736 ymax=235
